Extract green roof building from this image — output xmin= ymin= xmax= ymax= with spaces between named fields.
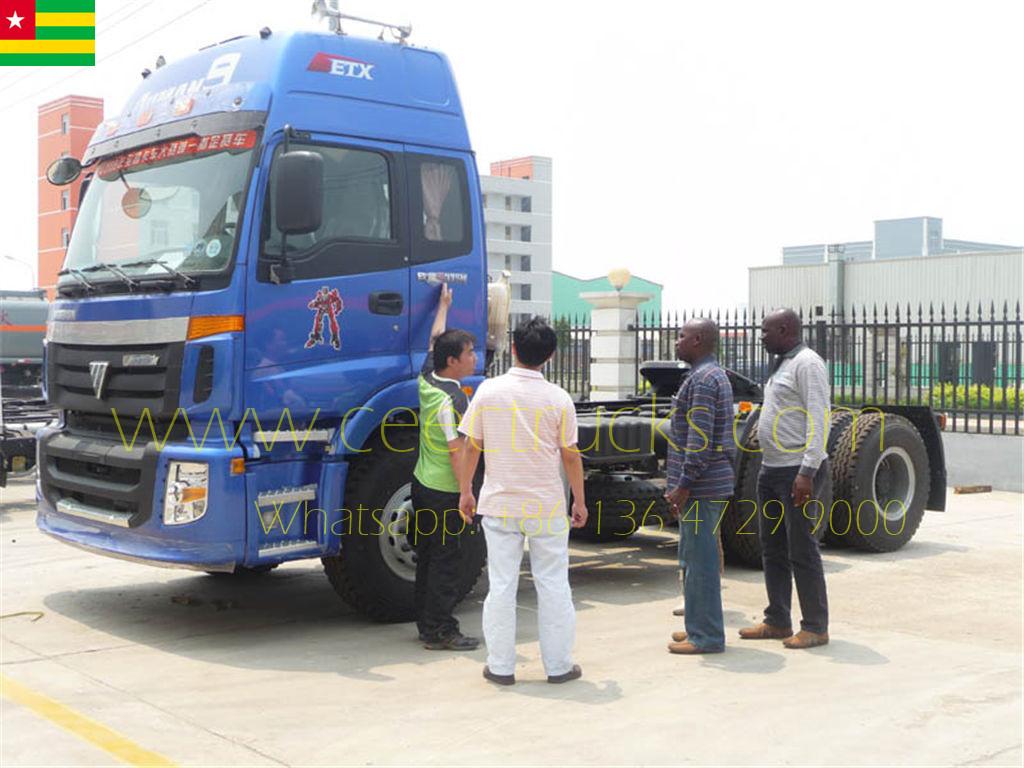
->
xmin=551 ymin=270 xmax=663 ymax=323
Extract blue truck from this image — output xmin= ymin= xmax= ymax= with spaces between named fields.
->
xmin=39 ymin=12 xmax=946 ymax=621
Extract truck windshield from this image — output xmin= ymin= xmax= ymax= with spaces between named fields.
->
xmin=61 ymin=131 xmax=258 ymax=291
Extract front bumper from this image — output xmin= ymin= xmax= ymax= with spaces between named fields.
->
xmin=36 ymin=424 xmax=245 ymax=570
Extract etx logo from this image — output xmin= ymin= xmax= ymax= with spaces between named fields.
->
xmin=307 ymin=52 xmax=375 ymax=81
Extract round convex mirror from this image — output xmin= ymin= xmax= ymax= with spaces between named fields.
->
xmin=45 ymin=156 xmax=82 ymax=186
xmin=121 ymin=187 xmax=152 ymax=219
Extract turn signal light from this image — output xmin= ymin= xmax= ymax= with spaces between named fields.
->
xmin=179 ymin=487 xmax=207 ymax=503
xmin=462 ymin=385 xmax=474 ymax=397
xmin=187 ymin=315 xmax=244 ymax=340
xmin=230 ymin=458 xmax=245 ymax=475
xmin=737 ymin=401 xmax=754 ymax=413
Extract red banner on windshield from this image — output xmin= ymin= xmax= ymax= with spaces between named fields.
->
xmin=96 ymin=130 xmax=258 ymax=176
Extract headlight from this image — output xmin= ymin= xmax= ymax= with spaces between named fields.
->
xmin=163 ymin=461 xmax=208 ymax=525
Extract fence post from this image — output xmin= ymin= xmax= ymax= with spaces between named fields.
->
xmin=580 ymin=289 xmax=652 ymax=401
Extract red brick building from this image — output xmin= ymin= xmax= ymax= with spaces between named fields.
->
xmin=37 ymin=95 xmax=103 ymax=298
xmin=489 ymin=156 xmax=540 ymax=180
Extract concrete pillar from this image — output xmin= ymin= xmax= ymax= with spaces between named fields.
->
xmin=581 ymin=291 xmax=652 ymax=401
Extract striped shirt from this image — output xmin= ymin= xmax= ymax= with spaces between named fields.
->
xmin=666 ymin=356 xmax=736 ymax=498
xmin=458 ymin=366 xmax=578 ymax=518
xmin=757 ymin=343 xmax=830 ymax=476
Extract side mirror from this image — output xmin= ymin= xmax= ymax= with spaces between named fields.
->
xmin=46 ymin=156 xmax=82 ymax=186
xmin=275 ymin=150 xmax=323 ymax=236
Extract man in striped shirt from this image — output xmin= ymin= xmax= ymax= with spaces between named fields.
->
xmin=664 ymin=318 xmax=736 ymax=655
xmin=739 ymin=308 xmax=831 ymax=649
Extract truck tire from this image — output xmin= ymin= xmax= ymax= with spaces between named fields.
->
xmin=822 ymin=408 xmax=856 ymax=547
xmin=723 ymin=411 xmax=835 ymax=568
xmin=829 ymin=412 xmax=929 ymax=552
xmin=572 ymin=476 xmax=671 ymax=542
xmin=722 ymin=423 xmax=765 ymax=567
xmin=321 ymin=431 xmax=486 ymax=622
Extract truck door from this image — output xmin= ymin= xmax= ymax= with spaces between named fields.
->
xmin=403 ymin=149 xmax=488 ymax=362
xmin=242 ymin=136 xmax=410 ymax=563
xmin=245 ymin=135 xmax=411 ymax=419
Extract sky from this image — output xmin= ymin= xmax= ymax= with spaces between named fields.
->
xmin=1 ymin=0 xmax=1022 ymax=312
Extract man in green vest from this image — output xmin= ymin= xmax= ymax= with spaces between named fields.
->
xmin=413 ymin=283 xmax=480 ymax=650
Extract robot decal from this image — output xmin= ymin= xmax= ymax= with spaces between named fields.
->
xmin=304 ymin=286 xmax=344 ymax=350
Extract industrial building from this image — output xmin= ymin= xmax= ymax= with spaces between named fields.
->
xmin=750 ymin=216 xmax=1023 ymax=313
xmin=552 ymin=271 xmax=662 ymax=322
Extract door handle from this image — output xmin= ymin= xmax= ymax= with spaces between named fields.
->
xmin=369 ymin=291 xmax=404 ymax=316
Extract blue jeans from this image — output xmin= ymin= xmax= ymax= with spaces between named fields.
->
xmin=678 ymin=498 xmax=726 ymax=651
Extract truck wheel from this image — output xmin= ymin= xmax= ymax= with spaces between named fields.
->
xmin=572 ymin=476 xmax=670 ymax=542
xmin=322 ymin=431 xmax=486 ymax=622
xmin=829 ymin=412 xmax=929 ymax=552
xmin=822 ymin=408 xmax=858 ymax=547
xmin=722 ymin=423 xmax=765 ymax=567
xmin=723 ymin=412 xmax=832 ymax=568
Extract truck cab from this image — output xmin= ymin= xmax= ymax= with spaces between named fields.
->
xmin=38 ymin=27 xmax=492 ymax=620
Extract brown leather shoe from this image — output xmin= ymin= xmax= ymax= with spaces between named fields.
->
xmin=783 ymin=630 xmax=829 ymax=649
xmin=738 ymin=622 xmax=794 ymax=640
xmin=671 ymin=631 xmax=688 ymax=642
xmin=667 ymin=640 xmax=723 ymax=654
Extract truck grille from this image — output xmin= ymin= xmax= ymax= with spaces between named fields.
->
xmin=38 ymin=431 xmax=158 ymax=527
xmin=46 ymin=342 xmax=184 ymax=418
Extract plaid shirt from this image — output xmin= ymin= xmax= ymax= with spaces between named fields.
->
xmin=666 ymin=356 xmax=736 ymax=497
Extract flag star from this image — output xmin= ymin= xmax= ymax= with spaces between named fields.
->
xmin=6 ymin=10 xmax=24 ymax=28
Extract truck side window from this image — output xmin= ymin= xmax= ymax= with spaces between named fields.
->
xmin=261 ymin=141 xmax=406 ymax=280
xmin=408 ymin=154 xmax=472 ymax=264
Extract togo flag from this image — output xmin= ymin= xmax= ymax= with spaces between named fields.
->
xmin=0 ymin=0 xmax=95 ymax=66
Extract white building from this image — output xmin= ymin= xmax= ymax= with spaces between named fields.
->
xmin=480 ymin=156 xmax=552 ymax=325
xmin=750 ymin=217 xmax=1023 ymax=313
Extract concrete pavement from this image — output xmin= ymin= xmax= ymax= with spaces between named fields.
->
xmin=1 ymin=474 xmax=1021 ymax=766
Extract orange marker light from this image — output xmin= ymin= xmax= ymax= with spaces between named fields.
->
xmin=179 ymin=487 xmax=207 ymax=503
xmin=737 ymin=401 xmax=754 ymax=414
xmin=230 ymin=458 xmax=245 ymax=475
xmin=187 ymin=315 xmax=244 ymax=340
xmin=462 ymin=385 xmax=474 ymax=397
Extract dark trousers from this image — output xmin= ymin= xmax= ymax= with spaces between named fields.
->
xmin=411 ymin=477 xmax=464 ymax=640
xmin=757 ymin=462 xmax=830 ymax=634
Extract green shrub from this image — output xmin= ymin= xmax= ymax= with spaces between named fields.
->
xmin=929 ymin=383 xmax=1022 ymax=411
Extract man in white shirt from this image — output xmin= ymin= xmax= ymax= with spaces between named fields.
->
xmin=740 ymin=308 xmax=832 ymax=649
xmin=458 ymin=317 xmax=588 ymax=686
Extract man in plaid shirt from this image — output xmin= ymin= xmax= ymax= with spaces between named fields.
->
xmin=664 ymin=318 xmax=736 ymax=654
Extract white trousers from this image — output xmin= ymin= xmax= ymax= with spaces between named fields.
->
xmin=481 ymin=515 xmax=576 ymax=677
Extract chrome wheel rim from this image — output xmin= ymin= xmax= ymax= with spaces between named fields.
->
xmin=872 ymin=446 xmax=915 ymax=522
xmin=378 ymin=482 xmax=417 ymax=582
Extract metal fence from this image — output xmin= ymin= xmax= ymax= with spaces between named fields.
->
xmin=488 ymin=315 xmax=594 ymax=400
xmin=487 ymin=303 xmax=1022 ymax=434
xmin=635 ymin=303 xmax=1023 ymax=435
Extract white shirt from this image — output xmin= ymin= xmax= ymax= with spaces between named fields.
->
xmin=458 ymin=367 xmax=579 ymax=518
xmin=757 ymin=344 xmax=830 ymax=474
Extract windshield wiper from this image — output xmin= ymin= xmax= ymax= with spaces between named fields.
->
xmin=119 ymin=258 xmax=197 ymax=288
xmin=57 ymin=267 xmax=97 ymax=293
xmin=81 ymin=263 xmax=140 ymax=291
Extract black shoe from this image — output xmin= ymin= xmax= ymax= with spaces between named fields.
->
xmin=483 ymin=666 xmax=515 ymax=686
xmin=423 ymin=632 xmax=480 ymax=651
xmin=547 ymin=664 xmax=582 ymax=684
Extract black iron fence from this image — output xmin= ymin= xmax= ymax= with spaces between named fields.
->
xmin=488 ymin=315 xmax=594 ymax=400
xmin=635 ymin=303 xmax=1023 ymax=435
xmin=489 ymin=303 xmax=1023 ymax=435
